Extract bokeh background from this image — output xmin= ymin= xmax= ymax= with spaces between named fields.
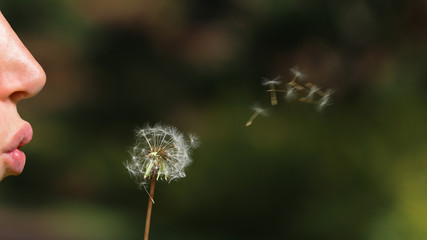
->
xmin=1 ymin=0 xmax=427 ymax=239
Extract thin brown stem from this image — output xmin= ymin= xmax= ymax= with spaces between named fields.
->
xmin=144 ymin=175 xmax=156 ymax=240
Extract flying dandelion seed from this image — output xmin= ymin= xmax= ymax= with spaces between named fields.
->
xmin=316 ymin=89 xmax=334 ymax=112
xmin=262 ymin=76 xmax=281 ymax=106
xmin=290 ymin=66 xmax=308 ymax=82
xmin=285 ymin=84 xmax=298 ymax=102
xmin=307 ymin=84 xmax=320 ymax=100
xmin=246 ymin=65 xmax=335 ymax=126
xmin=245 ymin=105 xmax=269 ymax=127
xmin=188 ymin=134 xmax=200 ymax=148
xmin=125 ymin=123 xmax=199 ymax=240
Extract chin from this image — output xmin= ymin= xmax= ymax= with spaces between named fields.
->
xmin=0 ymin=170 xmax=5 ymax=182
xmin=0 ymin=163 xmax=12 ymax=182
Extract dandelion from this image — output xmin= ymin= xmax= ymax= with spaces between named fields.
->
xmin=245 ymin=105 xmax=269 ymax=127
xmin=125 ymin=123 xmax=199 ymax=240
xmin=262 ymin=75 xmax=281 ymax=106
xmin=126 ymin=124 xmax=195 ymax=182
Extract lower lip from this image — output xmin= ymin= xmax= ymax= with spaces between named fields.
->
xmin=5 ymin=149 xmax=26 ymax=174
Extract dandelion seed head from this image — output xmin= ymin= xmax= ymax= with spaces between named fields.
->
xmin=125 ymin=123 xmax=199 ymax=185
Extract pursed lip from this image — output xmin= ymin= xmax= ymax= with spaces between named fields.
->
xmin=4 ymin=123 xmax=33 ymax=154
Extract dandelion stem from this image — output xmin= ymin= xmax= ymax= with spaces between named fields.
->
xmin=144 ymin=175 xmax=156 ymax=240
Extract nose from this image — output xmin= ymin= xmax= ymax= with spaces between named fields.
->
xmin=0 ymin=12 xmax=46 ymax=103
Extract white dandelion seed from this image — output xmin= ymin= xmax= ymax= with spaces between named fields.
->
xmin=290 ymin=66 xmax=308 ymax=81
xmin=262 ymin=76 xmax=281 ymax=106
xmin=125 ymin=123 xmax=198 ymax=186
xmin=261 ymin=75 xmax=281 ymax=86
xmin=285 ymin=84 xmax=297 ymax=102
xmin=188 ymin=134 xmax=200 ymax=148
xmin=252 ymin=106 xmax=269 ymax=116
xmin=316 ymin=89 xmax=334 ymax=112
xmin=245 ymin=105 xmax=269 ymax=127
xmin=307 ymin=84 xmax=320 ymax=100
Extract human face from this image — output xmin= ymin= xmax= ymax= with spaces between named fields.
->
xmin=0 ymin=11 xmax=46 ymax=181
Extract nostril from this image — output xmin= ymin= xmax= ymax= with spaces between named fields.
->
xmin=10 ymin=91 xmax=29 ymax=103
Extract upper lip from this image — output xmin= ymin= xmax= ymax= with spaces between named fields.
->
xmin=4 ymin=123 xmax=33 ymax=153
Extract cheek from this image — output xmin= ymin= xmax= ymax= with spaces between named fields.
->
xmin=0 ymin=107 xmax=6 ymax=146
xmin=0 ymin=64 xmax=8 ymax=97
xmin=0 ymin=158 xmax=5 ymax=182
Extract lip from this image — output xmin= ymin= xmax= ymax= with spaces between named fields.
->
xmin=3 ymin=123 xmax=33 ymax=175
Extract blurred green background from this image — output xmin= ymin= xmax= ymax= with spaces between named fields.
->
xmin=1 ymin=0 xmax=427 ymax=239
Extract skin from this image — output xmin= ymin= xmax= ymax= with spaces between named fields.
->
xmin=0 ymin=11 xmax=46 ymax=181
